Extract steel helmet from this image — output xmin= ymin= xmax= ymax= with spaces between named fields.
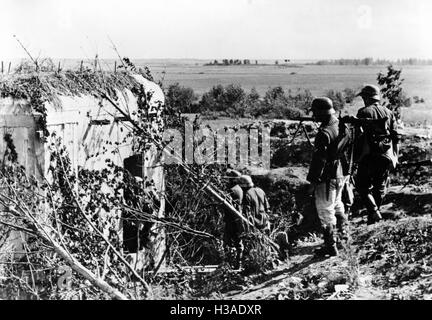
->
xmin=226 ymin=169 xmax=242 ymax=178
xmin=226 ymin=169 xmax=242 ymax=184
xmin=311 ymin=97 xmax=335 ymax=116
xmin=238 ymin=175 xmax=254 ymax=188
xmin=356 ymin=84 xmax=381 ymax=101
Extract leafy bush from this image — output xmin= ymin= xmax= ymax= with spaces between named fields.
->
xmin=166 ymin=82 xmax=360 ymax=121
xmin=286 ymin=88 xmax=314 ymax=113
xmin=199 ymin=84 xmax=247 ymax=117
xmin=171 ymin=84 xmax=315 ymax=120
xmin=377 ymin=65 xmax=412 ymax=119
xmin=325 ymin=89 xmax=346 ymax=111
xmin=343 ymin=88 xmax=357 ymax=104
xmin=199 ymin=85 xmax=228 ymax=114
xmin=165 ymin=83 xmax=198 ymax=114
xmin=242 ymin=232 xmax=277 ymax=274
xmin=244 ymin=88 xmax=262 ymax=117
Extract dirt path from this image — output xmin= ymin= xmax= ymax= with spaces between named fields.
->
xmin=224 ymin=241 xmax=351 ymax=300
xmin=224 ymin=213 xmax=432 ymax=300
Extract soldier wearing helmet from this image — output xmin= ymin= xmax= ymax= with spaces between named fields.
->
xmin=238 ymin=175 xmax=271 ymax=235
xmin=354 ymin=84 xmax=400 ymax=225
xmin=222 ymin=169 xmax=244 ymax=269
xmin=306 ymin=97 xmax=350 ymax=258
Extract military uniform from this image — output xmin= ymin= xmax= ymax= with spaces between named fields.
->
xmin=223 ymin=184 xmax=244 ymax=253
xmin=356 ymin=101 xmax=399 ymax=223
xmin=307 ymin=116 xmax=349 ymax=229
xmin=307 ymin=97 xmax=350 ymax=257
xmin=243 ymin=186 xmax=271 ymax=234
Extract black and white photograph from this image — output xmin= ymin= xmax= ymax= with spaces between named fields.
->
xmin=0 ymin=0 xmax=431 ymax=307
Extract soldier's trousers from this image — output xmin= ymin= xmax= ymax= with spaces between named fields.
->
xmin=356 ymin=155 xmax=390 ymax=215
xmin=314 ymin=176 xmax=348 ymax=228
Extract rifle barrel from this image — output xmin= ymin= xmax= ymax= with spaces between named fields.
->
xmin=340 ymin=116 xmax=388 ymax=125
xmin=289 ymin=117 xmax=315 ymax=122
xmin=400 ymin=159 xmax=432 ymax=167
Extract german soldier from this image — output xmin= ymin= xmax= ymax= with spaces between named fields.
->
xmin=223 ymin=169 xmax=245 ymax=269
xmin=238 ymin=175 xmax=271 ymax=235
xmin=354 ymin=84 xmax=400 ymax=225
xmin=306 ymin=97 xmax=350 ymax=257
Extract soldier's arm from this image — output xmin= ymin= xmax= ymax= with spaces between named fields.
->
xmin=306 ymin=131 xmax=330 ymax=183
xmin=229 ymin=188 xmax=242 ymax=211
xmin=354 ymin=109 xmax=367 ymax=136
xmin=356 ymin=108 xmax=369 ymax=119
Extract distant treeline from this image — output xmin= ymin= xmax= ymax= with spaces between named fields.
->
xmin=205 ymin=59 xmax=291 ymax=66
xmin=164 ymin=83 xmax=357 ymax=120
xmin=206 ymin=59 xmax=254 ymax=65
xmin=313 ymin=58 xmax=432 ymax=66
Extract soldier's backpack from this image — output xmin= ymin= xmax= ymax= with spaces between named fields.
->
xmin=362 ymin=106 xmax=394 ymax=155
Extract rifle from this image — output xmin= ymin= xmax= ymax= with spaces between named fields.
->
xmin=399 ymin=159 xmax=432 ymax=167
xmin=290 ymin=116 xmax=388 ymax=125
xmin=340 ymin=115 xmax=388 ymax=126
xmin=399 ymin=158 xmax=432 ymax=191
xmin=289 ymin=116 xmax=315 ymax=122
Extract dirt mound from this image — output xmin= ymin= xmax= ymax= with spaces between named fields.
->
xmin=384 ymin=187 xmax=432 ymax=217
xmin=390 ymin=134 xmax=432 ymax=186
xmin=354 ymin=218 xmax=432 ymax=299
xmin=248 ymin=166 xmax=320 ymax=240
xmin=271 ymin=139 xmax=313 ymax=168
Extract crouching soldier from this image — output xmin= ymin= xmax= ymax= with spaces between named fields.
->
xmin=306 ymin=97 xmax=350 ymax=257
xmin=238 ymin=175 xmax=290 ymax=260
xmin=223 ymin=169 xmax=245 ymax=269
xmin=239 ymin=175 xmax=271 ymax=234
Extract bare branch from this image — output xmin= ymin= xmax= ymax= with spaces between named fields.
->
xmin=13 ymin=35 xmax=38 ymax=71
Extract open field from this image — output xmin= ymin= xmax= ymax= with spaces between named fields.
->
xmin=138 ymin=61 xmax=432 ymax=123
xmin=141 ymin=61 xmax=432 ymax=101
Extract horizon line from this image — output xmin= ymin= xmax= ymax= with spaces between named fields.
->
xmin=2 ymin=57 xmax=432 ymax=62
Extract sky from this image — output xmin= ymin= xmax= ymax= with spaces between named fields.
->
xmin=1 ymin=0 xmax=431 ymax=60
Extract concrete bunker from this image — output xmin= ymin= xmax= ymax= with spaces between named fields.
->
xmin=0 ymin=70 xmax=166 ymax=270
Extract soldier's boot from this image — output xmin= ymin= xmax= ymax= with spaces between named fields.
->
xmin=361 ymin=193 xmax=382 ymax=225
xmin=314 ymin=225 xmax=338 ymax=258
xmin=336 ymin=214 xmax=349 ymax=249
xmin=275 ymin=232 xmax=290 ymax=260
xmin=372 ymin=185 xmax=386 ymax=211
xmin=326 ymin=224 xmax=339 ymax=256
xmin=367 ymin=210 xmax=382 ymax=225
